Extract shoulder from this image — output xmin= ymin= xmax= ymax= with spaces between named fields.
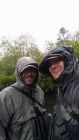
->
xmin=0 ymin=83 xmax=20 ymax=102
xmin=36 ymin=85 xmax=44 ymax=104
xmin=37 ymin=85 xmax=44 ymax=92
xmin=0 ymin=86 xmax=15 ymax=117
xmin=0 ymin=86 xmax=12 ymax=97
xmin=0 ymin=83 xmax=23 ymax=112
xmin=36 ymin=85 xmax=44 ymax=96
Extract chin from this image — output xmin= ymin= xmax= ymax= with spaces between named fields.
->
xmin=26 ymin=82 xmax=33 ymax=85
xmin=53 ymin=75 xmax=60 ymax=79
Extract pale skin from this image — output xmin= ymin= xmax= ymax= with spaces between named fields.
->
xmin=20 ymin=67 xmax=37 ymax=85
xmin=49 ymin=60 xmax=64 ymax=79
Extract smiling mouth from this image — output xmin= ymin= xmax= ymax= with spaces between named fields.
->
xmin=26 ymin=77 xmax=33 ymax=81
xmin=53 ymin=68 xmax=61 ymax=74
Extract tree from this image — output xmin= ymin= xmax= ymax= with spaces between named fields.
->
xmin=45 ymin=41 xmax=55 ymax=53
xmin=57 ymin=27 xmax=71 ymax=42
xmin=72 ymin=31 xmax=79 ymax=42
xmin=0 ymin=34 xmax=43 ymax=89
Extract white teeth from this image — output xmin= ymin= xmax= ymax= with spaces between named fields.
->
xmin=54 ymin=68 xmax=60 ymax=73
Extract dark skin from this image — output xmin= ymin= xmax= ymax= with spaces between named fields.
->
xmin=20 ymin=67 xmax=37 ymax=85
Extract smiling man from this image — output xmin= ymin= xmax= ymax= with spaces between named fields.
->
xmin=0 ymin=56 xmax=49 ymax=140
xmin=49 ymin=59 xmax=64 ymax=79
xmin=21 ymin=66 xmax=38 ymax=85
xmin=39 ymin=45 xmax=79 ymax=140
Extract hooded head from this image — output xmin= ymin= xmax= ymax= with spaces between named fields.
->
xmin=15 ymin=57 xmax=39 ymax=88
xmin=39 ymin=46 xmax=77 ymax=83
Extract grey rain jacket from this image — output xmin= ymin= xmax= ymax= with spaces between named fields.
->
xmin=39 ymin=46 xmax=79 ymax=140
xmin=0 ymin=57 xmax=49 ymax=140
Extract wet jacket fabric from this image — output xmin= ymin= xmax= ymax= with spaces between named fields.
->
xmin=0 ymin=57 xmax=49 ymax=140
xmin=40 ymin=46 xmax=79 ymax=140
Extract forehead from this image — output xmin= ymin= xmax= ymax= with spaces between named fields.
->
xmin=49 ymin=58 xmax=64 ymax=67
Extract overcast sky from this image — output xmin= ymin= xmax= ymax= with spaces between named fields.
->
xmin=0 ymin=0 xmax=79 ymax=51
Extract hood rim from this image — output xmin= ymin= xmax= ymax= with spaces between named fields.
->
xmin=20 ymin=63 xmax=38 ymax=73
xmin=39 ymin=53 xmax=63 ymax=75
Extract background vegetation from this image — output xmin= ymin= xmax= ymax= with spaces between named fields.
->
xmin=0 ymin=27 xmax=79 ymax=112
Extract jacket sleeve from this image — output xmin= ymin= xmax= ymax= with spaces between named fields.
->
xmin=0 ymin=89 xmax=14 ymax=140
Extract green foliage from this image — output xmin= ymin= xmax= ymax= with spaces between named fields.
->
xmin=0 ymin=30 xmax=79 ymax=112
xmin=0 ymin=34 xmax=44 ymax=89
xmin=72 ymin=42 xmax=79 ymax=59
xmin=0 ymin=31 xmax=79 ymax=95
xmin=56 ymin=40 xmax=79 ymax=59
xmin=0 ymin=74 xmax=15 ymax=90
xmin=38 ymin=74 xmax=54 ymax=93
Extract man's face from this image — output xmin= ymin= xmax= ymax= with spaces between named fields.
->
xmin=49 ymin=60 xmax=64 ymax=79
xmin=20 ymin=67 xmax=37 ymax=85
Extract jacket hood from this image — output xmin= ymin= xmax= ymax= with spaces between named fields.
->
xmin=39 ymin=45 xmax=78 ymax=84
xmin=15 ymin=57 xmax=39 ymax=88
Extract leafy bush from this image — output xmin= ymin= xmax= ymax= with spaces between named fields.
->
xmin=38 ymin=74 xmax=55 ymax=93
xmin=0 ymin=74 xmax=16 ymax=90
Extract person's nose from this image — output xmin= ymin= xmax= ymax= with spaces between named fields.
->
xmin=27 ymin=71 xmax=32 ymax=76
